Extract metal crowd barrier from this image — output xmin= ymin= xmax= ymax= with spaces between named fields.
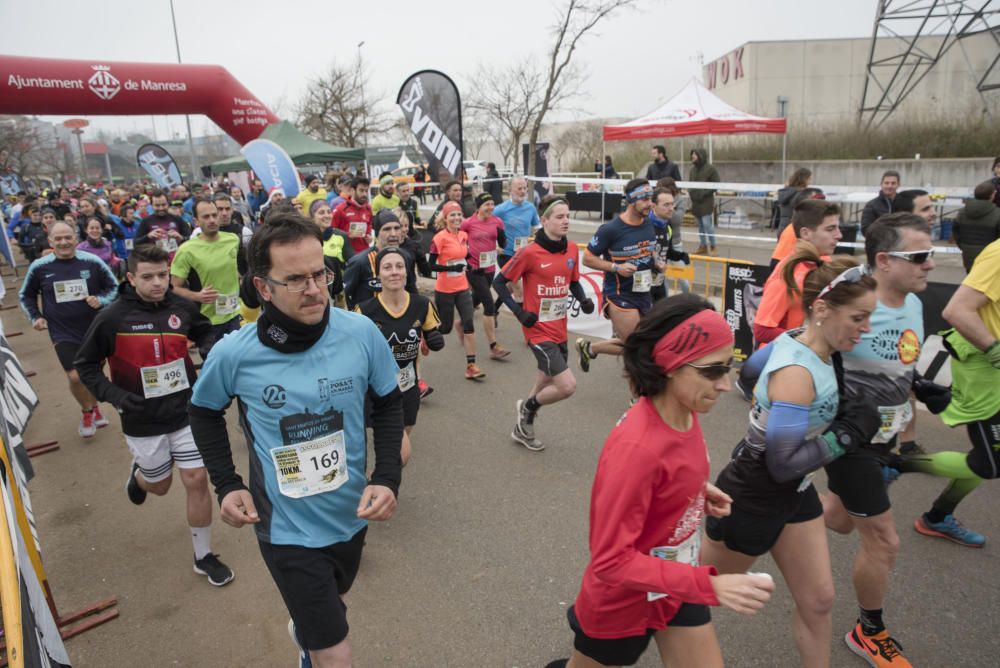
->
xmin=574 ymin=243 xmax=755 ymax=305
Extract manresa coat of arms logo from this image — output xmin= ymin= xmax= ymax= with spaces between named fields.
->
xmin=88 ymin=65 xmax=120 ymax=101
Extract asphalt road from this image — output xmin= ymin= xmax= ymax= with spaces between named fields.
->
xmin=1 ymin=245 xmax=994 ymax=667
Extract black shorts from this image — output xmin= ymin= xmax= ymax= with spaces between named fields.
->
xmin=498 ymin=253 xmax=514 ymax=268
xmin=54 ymin=341 xmax=80 ymax=371
xmin=706 ymin=484 xmax=822 ymax=557
xmin=468 ymin=269 xmax=496 ymax=316
xmin=434 ymin=290 xmax=475 ymax=335
xmin=965 ymin=409 xmax=1000 ymax=479
xmin=258 ymin=527 xmax=367 ymax=651
xmin=567 ymin=603 xmax=710 ymax=666
xmin=603 ymin=292 xmax=653 ymax=317
xmin=824 ymin=444 xmax=892 ymax=517
xmin=402 ymin=385 xmax=420 ymax=427
xmin=530 ymin=341 xmax=569 ymax=377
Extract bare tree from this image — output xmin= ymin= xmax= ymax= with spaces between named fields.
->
xmin=463 ymin=110 xmax=491 ymax=160
xmin=526 ymin=0 xmax=637 ymax=177
xmin=294 ymin=57 xmax=393 ymax=148
xmin=466 ymin=62 xmax=548 ymax=172
xmin=0 ymin=116 xmax=73 ymax=182
xmin=557 ymin=119 xmax=604 ymax=172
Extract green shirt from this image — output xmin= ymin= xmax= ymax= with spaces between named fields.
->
xmin=170 ymin=231 xmax=241 ymax=325
xmin=371 ymin=193 xmax=400 ymax=216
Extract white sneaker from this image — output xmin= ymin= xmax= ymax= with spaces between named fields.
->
xmin=78 ymin=410 xmax=96 ymax=438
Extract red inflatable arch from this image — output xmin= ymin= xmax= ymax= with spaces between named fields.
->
xmin=0 ymin=55 xmax=279 ymax=144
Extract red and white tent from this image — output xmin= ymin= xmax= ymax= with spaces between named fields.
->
xmin=603 ymin=78 xmax=787 ymax=142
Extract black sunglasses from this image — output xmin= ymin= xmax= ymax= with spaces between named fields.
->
xmin=685 ymin=360 xmax=734 ymax=381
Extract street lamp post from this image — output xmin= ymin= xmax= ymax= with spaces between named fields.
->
xmin=169 ymin=0 xmax=199 ymax=183
xmin=358 ymin=41 xmax=368 ymax=175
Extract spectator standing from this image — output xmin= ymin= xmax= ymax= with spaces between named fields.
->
xmin=860 ymin=170 xmax=900 ymax=235
xmin=688 ymin=148 xmax=720 ymax=256
xmin=954 ymin=181 xmax=1000 ymax=272
xmin=645 ymin=145 xmax=682 ymax=182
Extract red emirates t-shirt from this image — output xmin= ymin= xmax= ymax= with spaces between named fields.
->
xmin=500 ymin=242 xmax=580 ymax=344
xmin=574 ymin=398 xmax=720 ymax=638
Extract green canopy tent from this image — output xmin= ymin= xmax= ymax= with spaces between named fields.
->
xmin=209 ymin=120 xmax=365 ymax=173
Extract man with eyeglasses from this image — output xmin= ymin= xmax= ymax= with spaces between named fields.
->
xmin=189 ymin=212 xmax=403 ymax=668
xmin=170 ymin=198 xmax=241 ymax=358
xmin=576 ymin=178 xmax=663 ymax=372
xmin=822 ymin=213 xmax=937 ymax=668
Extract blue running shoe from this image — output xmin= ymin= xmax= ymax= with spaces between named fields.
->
xmin=914 ymin=514 xmax=986 ymax=548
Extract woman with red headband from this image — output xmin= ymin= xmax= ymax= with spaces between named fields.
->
xmin=546 ymin=295 xmax=775 ymax=668
xmin=429 ymin=200 xmax=484 ymax=380
xmin=702 ymin=249 xmax=881 ymax=668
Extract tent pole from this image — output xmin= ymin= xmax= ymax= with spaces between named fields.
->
xmin=781 ymin=134 xmax=787 ymax=179
xmin=708 ymin=134 xmax=713 ymax=163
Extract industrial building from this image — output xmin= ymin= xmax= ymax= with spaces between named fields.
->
xmin=703 ymin=30 xmax=1000 ymax=128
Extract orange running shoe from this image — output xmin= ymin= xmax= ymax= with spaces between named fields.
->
xmin=465 ymin=363 xmax=486 ymax=380
xmin=844 ymin=622 xmax=912 ymax=667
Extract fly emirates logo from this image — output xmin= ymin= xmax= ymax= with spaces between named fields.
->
xmin=537 ymin=275 xmax=568 ymax=297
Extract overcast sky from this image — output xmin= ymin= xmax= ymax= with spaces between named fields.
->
xmin=2 ymin=0 xmax=879 ymax=140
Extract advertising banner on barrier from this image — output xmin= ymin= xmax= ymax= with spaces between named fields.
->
xmin=722 ymin=263 xmax=770 ymax=362
xmin=0 ymin=334 xmax=39 ymax=480
xmin=136 ymin=143 xmax=183 ymax=189
xmin=396 ymin=70 xmax=463 ymax=184
xmin=567 ymin=270 xmax=613 ymax=340
xmin=241 ymin=139 xmax=301 ymax=198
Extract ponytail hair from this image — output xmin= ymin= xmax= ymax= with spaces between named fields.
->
xmin=781 ymin=241 xmax=876 ymax=313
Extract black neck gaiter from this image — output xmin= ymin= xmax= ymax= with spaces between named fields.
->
xmin=256 ymin=300 xmax=330 ymax=353
xmin=534 ymin=227 xmax=569 ymax=254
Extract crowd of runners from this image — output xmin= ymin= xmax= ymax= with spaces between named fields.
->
xmin=3 ymin=157 xmax=999 ymax=667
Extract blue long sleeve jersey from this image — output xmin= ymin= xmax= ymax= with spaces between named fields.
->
xmin=18 ymin=251 xmax=118 ymax=345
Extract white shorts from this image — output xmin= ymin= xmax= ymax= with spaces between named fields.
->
xmin=124 ymin=426 xmax=204 ymax=483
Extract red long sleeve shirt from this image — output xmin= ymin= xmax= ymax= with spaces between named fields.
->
xmin=574 ymin=398 xmax=719 ymax=638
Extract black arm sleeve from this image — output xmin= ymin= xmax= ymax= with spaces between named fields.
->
xmin=496 ymin=227 xmax=506 ymax=250
xmin=428 ymin=253 xmax=453 ymax=273
xmin=492 ymin=271 xmax=522 ymax=315
xmin=367 ymin=388 xmax=404 ymax=497
xmin=189 ymin=402 xmax=247 ymax=503
xmin=569 ymin=280 xmax=588 ymax=303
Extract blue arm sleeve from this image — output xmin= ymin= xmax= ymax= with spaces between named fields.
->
xmin=764 ymin=401 xmax=842 ymax=484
